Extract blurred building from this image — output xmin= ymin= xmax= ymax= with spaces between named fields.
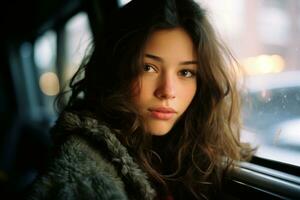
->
xmin=199 ymin=0 xmax=300 ymax=74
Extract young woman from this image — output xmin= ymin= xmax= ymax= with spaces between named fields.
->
xmin=28 ymin=0 xmax=253 ymax=199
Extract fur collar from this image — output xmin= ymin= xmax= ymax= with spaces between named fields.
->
xmin=51 ymin=111 xmax=156 ymax=200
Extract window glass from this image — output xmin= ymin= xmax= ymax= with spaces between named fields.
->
xmin=63 ymin=12 xmax=93 ymax=88
xmin=33 ymin=12 xmax=92 ymax=118
xmin=34 ymin=30 xmax=59 ymax=117
xmin=118 ymin=0 xmax=131 ymax=6
xmin=198 ymin=0 xmax=300 ymax=166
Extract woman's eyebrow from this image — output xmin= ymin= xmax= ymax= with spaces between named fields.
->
xmin=145 ymin=53 xmax=198 ymax=65
xmin=179 ymin=60 xmax=198 ymax=66
xmin=145 ymin=53 xmax=163 ymax=62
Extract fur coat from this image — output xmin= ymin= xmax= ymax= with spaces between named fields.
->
xmin=27 ymin=111 xmax=156 ymax=200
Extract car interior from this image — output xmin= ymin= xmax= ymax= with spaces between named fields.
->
xmin=0 ymin=0 xmax=299 ymax=199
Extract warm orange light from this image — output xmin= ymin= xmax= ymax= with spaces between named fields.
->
xmin=271 ymin=54 xmax=285 ymax=73
xmin=242 ymin=54 xmax=285 ymax=75
xmin=39 ymin=72 xmax=60 ymax=96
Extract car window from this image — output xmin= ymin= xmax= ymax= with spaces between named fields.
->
xmin=63 ymin=12 xmax=93 ymax=87
xmin=33 ymin=12 xmax=92 ymax=116
xmin=34 ymin=30 xmax=58 ymax=117
xmin=198 ymin=0 xmax=300 ymax=166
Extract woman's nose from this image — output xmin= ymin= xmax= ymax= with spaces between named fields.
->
xmin=154 ymin=74 xmax=176 ymax=99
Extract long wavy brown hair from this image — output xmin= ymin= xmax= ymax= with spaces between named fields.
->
xmin=58 ymin=0 xmax=253 ymax=199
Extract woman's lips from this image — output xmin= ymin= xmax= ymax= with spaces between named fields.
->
xmin=148 ymin=107 xmax=176 ymax=120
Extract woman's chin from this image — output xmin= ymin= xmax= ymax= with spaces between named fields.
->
xmin=149 ymin=131 xmax=169 ymax=136
xmin=146 ymin=123 xmax=173 ymax=136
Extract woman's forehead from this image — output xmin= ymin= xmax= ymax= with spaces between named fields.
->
xmin=143 ymin=28 xmax=197 ymax=61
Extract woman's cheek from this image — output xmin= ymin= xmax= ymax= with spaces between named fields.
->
xmin=130 ymin=79 xmax=141 ymax=98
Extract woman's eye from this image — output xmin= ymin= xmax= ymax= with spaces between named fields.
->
xmin=179 ymin=69 xmax=195 ymax=78
xmin=143 ymin=64 xmax=156 ymax=73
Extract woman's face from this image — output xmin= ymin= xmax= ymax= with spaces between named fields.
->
xmin=132 ymin=28 xmax=198 ymax=136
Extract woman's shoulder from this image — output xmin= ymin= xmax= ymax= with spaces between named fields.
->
xmin=27 ymin=111 xmax=155 ymax=200
xmin=26 ymin=111 xmax=128 ymax=200
xmin=51 ymin=134 xmax=123 ymax=182
xmin=26 ymin=145 xmax=128 ymax=199
xmin=48 ymin=110 xmax=122 ymax=176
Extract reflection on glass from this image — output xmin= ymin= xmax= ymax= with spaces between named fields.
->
xmin=39 ymin=72 xmax=60 ymax=96
xmin=63 ymin=12 xmax=93 ymax=87
xmin=118 ymin=0 xmax=132 ymax=6
xmin=34 ymin=31 xmax=57 ymax=70
xmin=33 ymin=30 xmax=58 ymax=117
xmin=199 ymin=0 xmax=300 ymax=166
